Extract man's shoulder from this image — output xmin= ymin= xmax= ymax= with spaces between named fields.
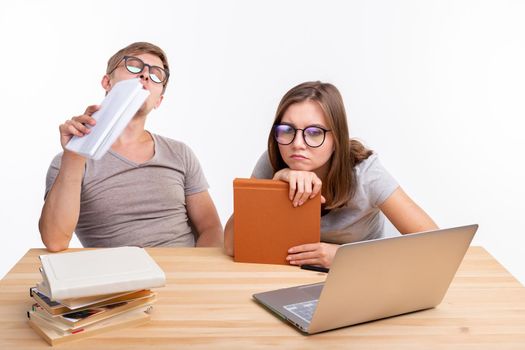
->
xmin=49 ymin=152 xmax=64 ymax=168
xmin=151 ymin=133 xmax=198 ymax=164
xmin=152 ymin=133 xmax=193 ymax=153
xmin=152 ymin=133 xmax=186 ymax=147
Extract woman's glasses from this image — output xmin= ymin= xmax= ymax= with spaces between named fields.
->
xmin=273 ymin=124 xmax=331 ymax=148
xmin=110 ymin=56 xmax=169 ymax=84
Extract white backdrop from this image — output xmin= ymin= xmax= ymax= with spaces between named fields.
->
xmin=1 ymin=0 xmax=523 ymax=284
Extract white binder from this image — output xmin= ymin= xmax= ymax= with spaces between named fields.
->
xmin=65 ymin=78 xmax=150 ymax=160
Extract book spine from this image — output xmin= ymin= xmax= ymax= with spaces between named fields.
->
xmin=233 ymin=178 xmax=289 ymax=190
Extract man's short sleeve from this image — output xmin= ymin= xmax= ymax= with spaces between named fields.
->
xmin=181 ymin=144 xmax=209 ymax=195
xmin=44 ymin=153 xmax=63 ymax=199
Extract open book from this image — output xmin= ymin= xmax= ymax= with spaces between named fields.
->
xmin=65 ymin=78 xmax=150 ymax=160
xmin=233 ymin=178 xmax=321 ymax=264
xmin=39 ymin=247 xmax=166 ymax=300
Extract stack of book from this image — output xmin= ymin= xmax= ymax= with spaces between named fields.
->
xmin=27 ymin=247 xmax=166 ymax=345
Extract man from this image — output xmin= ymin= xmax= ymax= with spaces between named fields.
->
xmin=39 ymin=42 xmax=223 ymax=251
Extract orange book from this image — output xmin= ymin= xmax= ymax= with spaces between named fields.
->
xmin=233 ymin=178 xmax=321 ymax=264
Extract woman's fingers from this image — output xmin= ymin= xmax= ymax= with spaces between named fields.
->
xmin=274 ymin=169 xmax=323 ymax=206
xmin=311 ymin=177 xmax=322 ymax=199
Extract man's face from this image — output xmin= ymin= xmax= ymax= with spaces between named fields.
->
xmin=102 ymin=52 xmax=166 ymax=116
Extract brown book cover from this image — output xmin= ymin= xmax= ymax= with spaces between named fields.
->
xmin=28 ymin=308 xmax=151 ymax=346
xmin=233 ymin=178 xmax=321 ymax=264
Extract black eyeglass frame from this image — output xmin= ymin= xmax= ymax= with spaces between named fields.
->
xmin=108 ymin=56 xmax=170 ymax=85
xmin=273 ymin=124 xmax=332 ymax=148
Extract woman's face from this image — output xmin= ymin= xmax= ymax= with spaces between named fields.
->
xmin=277 ymin=100 xmax=335 ymax=178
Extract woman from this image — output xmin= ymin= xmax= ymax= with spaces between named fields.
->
xmin=224 ymin=81 xmax=437 ymax=267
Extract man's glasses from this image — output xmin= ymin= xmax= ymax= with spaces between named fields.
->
xmin=110 ymin=56 xmax=169 ymax=84
xmin=273 ymin=124 xmax=332 ymax=148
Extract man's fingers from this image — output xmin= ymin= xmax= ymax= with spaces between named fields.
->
xmin=84 ymin=104 xmax=100 ymax=115
xmin=62 ymin=122 xmax=84 ymax=137
xmin=73 ymin=114 xmax=96 ymax=126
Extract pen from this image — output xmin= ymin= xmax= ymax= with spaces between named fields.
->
xmin=300 ymin=264 xmax=329 ymax=273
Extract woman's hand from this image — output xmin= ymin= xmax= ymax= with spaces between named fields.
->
xmin=273 ymin=168 xmax=325 ymax=207
xmin=286 ymin=242 xmax=339 ymax=268
xmin=59 ymin=105 xmax=99 ymax=150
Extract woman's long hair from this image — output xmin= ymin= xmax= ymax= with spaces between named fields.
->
xmin=268 ymin=81 xmax=372 ymax=209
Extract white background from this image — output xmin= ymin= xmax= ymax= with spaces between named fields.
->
xmin=0 ymin=0 xmax=523 ymax=284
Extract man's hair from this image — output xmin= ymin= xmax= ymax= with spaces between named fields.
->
xmin=267 ymin=81 xmax=373 ymax=209
xmin=106 ymin=42 xmax=170 ymax=93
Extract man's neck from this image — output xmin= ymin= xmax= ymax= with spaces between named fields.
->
xmin=113 ymin=115 xmax=149 ymax=146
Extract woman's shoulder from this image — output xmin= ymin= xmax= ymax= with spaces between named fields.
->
xmin=353 ymin=152 xmax=396 ymax=185
xmin=354 ymin=152 xmax=381 ymax=176
xmin=251 ymin=150 xmax=274 ymax=179
xmin=352 ymin=151 xmax=399 ymax=205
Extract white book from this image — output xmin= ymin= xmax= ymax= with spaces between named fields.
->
xmin=65 ymin=78 xmax=150 ymax=160
xmin=39 ymin=247 xmax=166 ymax=300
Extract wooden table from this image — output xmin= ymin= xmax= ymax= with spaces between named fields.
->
xmin=1 ymin=247 xmax=524 ymax=349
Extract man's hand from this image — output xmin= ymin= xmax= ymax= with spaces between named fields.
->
xmin=59 ymin=105 xmax=99 ymax=149
xmin=273 ymin=168 xmax=325 ymax=207
xmin=286 ymin=242 xmax=339 ymax=268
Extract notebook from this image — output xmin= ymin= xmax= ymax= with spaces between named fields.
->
xmin=233 ymin=178 xmax=321 ymax=265
xmin=253 ymin=224 xmax=478 ymax=334
xmin=65 ymin=78 xmax=150 ymax=160
xmin=39 ymin=247 xmax=166 ymax=300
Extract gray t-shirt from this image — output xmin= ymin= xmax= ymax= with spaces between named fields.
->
xmin=45 ymin=133 xmax=209 ymax=248
xmin=251 ymin=151 xmax=399 ymax=244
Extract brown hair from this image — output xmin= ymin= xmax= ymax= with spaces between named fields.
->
xmin=106 ymin=42 xmax=170 ymax=93
xmin=268 ymin=81 xmax=373 ymax=209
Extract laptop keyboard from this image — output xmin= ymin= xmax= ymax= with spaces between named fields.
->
xmin=284 ymin=299 xmax=318 ymax=323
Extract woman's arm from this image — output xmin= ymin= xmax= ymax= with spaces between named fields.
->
xmin=286 ymin=187 xmax=438 ymax=268
xmin=379 ymin=187 xmax=438 ymax=233
xmin=223 ymin=215 xmax=234 ymax=256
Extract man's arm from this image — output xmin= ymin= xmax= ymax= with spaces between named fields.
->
xmin=39 ymin=152 xmax=85 ymax=252
xmin=186 ymin=191 xmax=223 ymax=247
xmin=39 ymin=105 xmax=98 ymax=252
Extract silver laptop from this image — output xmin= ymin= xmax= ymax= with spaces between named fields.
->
xmin=253 ymin=224 xmax=478 ymax=334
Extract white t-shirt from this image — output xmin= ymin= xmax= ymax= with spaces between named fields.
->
xmin=251 ymin=151 xmax=399 ymax=243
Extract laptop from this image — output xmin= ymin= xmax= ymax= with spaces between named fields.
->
xmin=253 ymin=224 xmax=478 ymax=334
